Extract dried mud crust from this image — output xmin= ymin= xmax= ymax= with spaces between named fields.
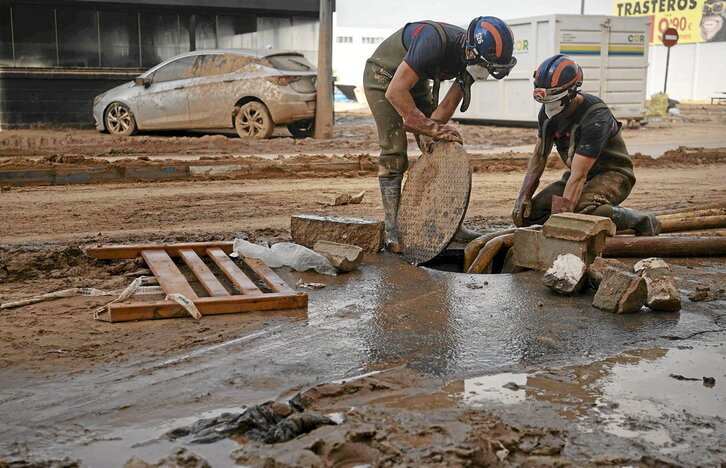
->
xmin=0 ymin=116 xmax=537 ymax=160
xmin=224 ymin=370 xmax=676 ymax=467
xmin=0 ymin=229 xmax=288 ymax=372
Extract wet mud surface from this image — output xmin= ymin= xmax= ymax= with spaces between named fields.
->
xmin=0 ymin=250 xmax=724 ymax=466
xmin=0 ymin=104 xmax=725 ymax=466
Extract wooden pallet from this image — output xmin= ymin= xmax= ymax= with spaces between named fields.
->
xmin=87 ymin=242 xmax=307 ymax=322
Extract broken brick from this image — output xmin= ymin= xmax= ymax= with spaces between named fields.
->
xmin=313 ymin=240 xmax=364 ymax=272
xmin=634 ymin=257 xmax=681 ymax=312
xmin=588 ymin=257 xmax=632 ymax=289
xmin=543 ymin=254 xmax=587 ymax=295
xmin=593 ymin=269 xmax=647 ymax=314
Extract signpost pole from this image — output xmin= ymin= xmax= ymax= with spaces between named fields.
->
xmin=663 ymin=46 xmax=671 ymax=94
xmin=660 ymin=27 xmax=679 ymax=95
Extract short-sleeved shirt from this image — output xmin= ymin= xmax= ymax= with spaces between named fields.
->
xmin=537 ymin=93 xmax=621 ymax=160
xmin=401 ymin=22 xmax=467 ymax=81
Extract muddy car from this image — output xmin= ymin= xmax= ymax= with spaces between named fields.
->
xmin=92 ymin=49 xmax=317 ymax=139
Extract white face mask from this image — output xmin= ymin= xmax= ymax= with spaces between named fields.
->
xmin=544 ymin=99 xmax=566 ymax=118
xmin=466 ymin=64 xmax=489 ymax=81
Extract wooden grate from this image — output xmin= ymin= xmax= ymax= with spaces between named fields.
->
xmin=86 ymin=242 xmax=307 ymax=322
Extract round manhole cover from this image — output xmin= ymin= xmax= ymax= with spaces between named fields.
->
xmin=397 ymin=141 xmax=472 ymax=265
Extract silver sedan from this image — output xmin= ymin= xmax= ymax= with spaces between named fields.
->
xmin=92 ymin=49 xmax=317 ymax=139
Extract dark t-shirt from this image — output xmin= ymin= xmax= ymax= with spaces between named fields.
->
xmin=401 ymin=22 xmax=466 ymax=81
xmin=537 ymin=93 xmax=621 ymax=159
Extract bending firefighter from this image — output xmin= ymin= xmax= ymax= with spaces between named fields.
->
xmin=511 ymin=55 xmax=660 ymax=235
xmin=364 ymin=17 xmax=516 ymax=252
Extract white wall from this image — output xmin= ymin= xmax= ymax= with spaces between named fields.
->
xmin=646 ymin=41 xmax=726 ymax=101
xmin=332 ymin=24 xmax=395 ymax=85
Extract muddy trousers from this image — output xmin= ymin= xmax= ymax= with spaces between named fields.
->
xmin=523 ymin=170 xmax=634 ymax=226
xmin=362 ymin=60 xmax=435 ymax=178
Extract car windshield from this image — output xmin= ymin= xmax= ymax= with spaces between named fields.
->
xmin=267 ymin=55 xmax=313 ymax=71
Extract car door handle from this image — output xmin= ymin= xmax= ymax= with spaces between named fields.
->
xmin=174 ymin=86 xmax=184 ymax=90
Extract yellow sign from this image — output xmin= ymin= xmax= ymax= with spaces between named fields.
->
xmin=613 ymin=0 xmax=706 ymax=44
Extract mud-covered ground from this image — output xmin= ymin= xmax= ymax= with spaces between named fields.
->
xmin=0 ymin=104 xmax=725 ymax=467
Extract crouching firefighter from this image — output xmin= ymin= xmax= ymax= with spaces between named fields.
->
xmin=364 ymin=17 xmax=516 ymax=252
xmin=511 ymin=55 xmax=660 ymax=235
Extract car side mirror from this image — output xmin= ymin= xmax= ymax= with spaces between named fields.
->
xmin=134 ymin=77 xmax=151 ymax=88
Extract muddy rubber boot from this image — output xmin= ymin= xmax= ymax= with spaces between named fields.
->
xmin=379 ymin=176 xmax=403 ymax=253
xmin=453 ymin=224 xmax=481 ymax=243
xmin=611 ymin=206 xmax=662 ymax=236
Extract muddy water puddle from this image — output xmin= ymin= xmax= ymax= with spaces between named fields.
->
xmin=460 ymin=339 xmax=726 ymax=457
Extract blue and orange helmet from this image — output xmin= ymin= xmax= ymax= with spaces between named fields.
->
xmin=532 ymin=54 xmax=583 ymax=103
xmin=465 ymin=16 xmax=516 ymax=79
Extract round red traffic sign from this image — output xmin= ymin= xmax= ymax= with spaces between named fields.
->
xmin=662 ymin=27 xmax=679 ymax=47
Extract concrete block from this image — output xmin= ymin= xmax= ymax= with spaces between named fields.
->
xmin=543 ymin=213 xmax=616 ymax=241
xmin=588 ymin=257 xmax=632 ymax=289
xmin=291 ymin=215 xmax=384 ymax=253
xmin=634 ymin=257 xmax=681 ymax=311
xmin=313 ymin=240 xmax=364 ymax=272
xmin=593 ymin=269 xmax=647 ymax=314
xmin=543 ymin=254 xmax=587 ymax=295
xmin=512 ymin=226 xmax=608 ymax=271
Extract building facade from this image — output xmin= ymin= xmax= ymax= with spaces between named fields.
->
xmin=0 ymin=0 xmax=322 ymax=128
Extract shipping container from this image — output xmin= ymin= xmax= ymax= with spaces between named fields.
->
xmin=450 ymin=14 xmax=650 ymax=127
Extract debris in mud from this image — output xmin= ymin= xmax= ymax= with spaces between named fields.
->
xmin=296 ymin=280 xmax=326 ymax=290
xmin=319 ymin=190 xmax=366 ymax=206
xmin=592 ymin=269 xmax=647 ymax=314
xmin=123 ymin=447 xmax=209 ymax=468
xmin=0 ymin=458 xmax=79 ymax=468
xmin=669 ymin=373 xmax=700 ymax=381
xmin=703 ymin=376 xmax=716 ymax=387
xmin=588 ymin=257 xmax=631 ymax=289
xmin=165 ymin=401 xmax=336 ymax=444
xmin=543 ymin=253 xmax=587 ymax=295
xmin=313 ymin=240 xmax=364 ymax=272
xmin=634 ymin=257 xmax=681 ymax=311
xmin=688 ymin=285 xmax=724 ymax=302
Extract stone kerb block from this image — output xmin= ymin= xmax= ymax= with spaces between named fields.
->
xmin=291 ymin=215 xmax=384 ymax=253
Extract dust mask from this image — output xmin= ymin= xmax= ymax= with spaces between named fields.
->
xmin=544 ymin=99 xmax=566 ymax=118
xmin=466 ymin=65 xmax=489 ymax=81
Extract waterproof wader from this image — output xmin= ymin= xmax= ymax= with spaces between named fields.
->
xmin=524 ymin=103 xmax=646 ymax=229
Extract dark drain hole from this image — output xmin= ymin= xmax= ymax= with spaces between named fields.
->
xmin=421 ymin=247 xmax=510 ymax=274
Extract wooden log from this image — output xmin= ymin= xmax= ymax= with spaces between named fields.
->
xmin=463 ymin=229 xmax=515 ymax=272
xmin=662 ymin=229 xmax=726 ymax=237
xmin=141 ymin=250 xmax=198 ymax=298
xmin=660 ymin=215 xmax=726 ymax=233
xmin=107 ymin=292 xmax=308 ymax=322
xmin=87 ymin=241 xmax=234 ymax=260
xmin=243 ymin=258 xmax=295 ymax=294
xmin=652 ymin=201 xmax=726 ymax=216
xmin=618 ymin=215 xmax=726 ymax=235
xmin=467 ymin=234 xmax=514 ymax=274
xmin=179 ymin=249 xmax=229 ymax=297
xmin=604 ymin=236 xmax=726 ymax=257
xmin=658 ymin=207 xmax=726 ymax=220
xmin=205 ymin=247 xmax=261 ymax=295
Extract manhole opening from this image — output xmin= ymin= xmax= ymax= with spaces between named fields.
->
xmin=421 ymin=246 xmax=513 ymax=274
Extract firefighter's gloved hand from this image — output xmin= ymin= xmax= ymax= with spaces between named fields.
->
xmin=512 ymin=196 xmax=532 ymax=227
xmin=551 ymin=195 xmax=575 ymax=215
xmin=403 ymin=108 xmax=463 ymax=144
xmin=417 ymin=135 xmax=435 ymax=154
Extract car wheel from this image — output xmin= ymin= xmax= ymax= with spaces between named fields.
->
xmin=287 ymin=119 xmax=315 ymax=138
xmin=235 ymin=101 xmax=274 ymax=139
xmin=105 ymin=102 xmax=137 ymax=136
